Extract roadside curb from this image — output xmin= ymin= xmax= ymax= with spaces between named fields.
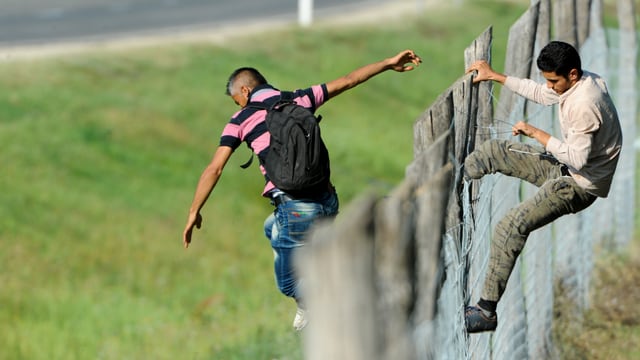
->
xmin=0 ymin=0 xmax=425 ymax=62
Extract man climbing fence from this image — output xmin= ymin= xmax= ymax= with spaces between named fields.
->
xmin=464 ymin=41 xmax=622 ymax=333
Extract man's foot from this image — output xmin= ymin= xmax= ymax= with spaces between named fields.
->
xmin=292 ymin=307 xmax=308 ymax=331
xmin=465 ymin=305 xmax=497 ymax=333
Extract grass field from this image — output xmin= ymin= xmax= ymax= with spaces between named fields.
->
xmin=554 ymin=238 xmax=640 ymax=360
xmin=0 ymin=1 xmax=636 ymax=359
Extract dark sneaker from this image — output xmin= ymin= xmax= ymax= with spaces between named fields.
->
xmin=465 ymin=305 xmax=497 ymax=333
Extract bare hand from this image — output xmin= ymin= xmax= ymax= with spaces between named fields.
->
xmin=183 ymin=212 xmax=202 ymax=248
xmin=389 ymin=50 xmax=422 ymax=72
xmin=466 ymin=60 xmax=502 ymax=84
xmin=512 ymin=121 xmax=536 ymax=137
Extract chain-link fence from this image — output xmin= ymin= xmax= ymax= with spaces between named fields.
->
xmin=299 ymin=1 xmax=637 ymax=359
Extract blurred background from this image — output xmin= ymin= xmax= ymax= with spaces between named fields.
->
xmin=0 ymin=0 xmax=415 ymax=47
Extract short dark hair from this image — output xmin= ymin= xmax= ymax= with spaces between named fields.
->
xmin=225 ymin=67 xmax=268 ymax=95
xmin=536 ymin=41 xmax=583 ymax=78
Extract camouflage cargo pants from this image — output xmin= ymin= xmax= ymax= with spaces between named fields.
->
xmin=464 ymin=139 xmax=597 ymax=303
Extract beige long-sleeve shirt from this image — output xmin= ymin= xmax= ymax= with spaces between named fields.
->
xmin=504 ymin=71 xmax=622 ymax=197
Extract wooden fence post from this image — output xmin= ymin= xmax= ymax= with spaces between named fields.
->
xmin=464 ymin=27 xmax=493 ymax=146
xmin=300 ymin=132 xmax=452 ymax=359
xmin=498 ymin=2 xmax=540 ymax=122
xmin=614 ymin=0 xmax=638 ymax=246
xmin=299 ymin=194 xmax=380 ymax=360
xmin=413 ymin=90 xmax=453 ymax=156
xmin=552 ymin=0 xmax=579 ymax=46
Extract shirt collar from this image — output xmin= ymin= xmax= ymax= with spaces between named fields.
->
xmin=248 ymin=84 xmax=276 ymax=101
xmin=560 ymin=72 xmax=586 ymax=100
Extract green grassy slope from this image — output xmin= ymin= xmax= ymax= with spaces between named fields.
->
xmin=0 ymin=2 xmax=533 ymax=359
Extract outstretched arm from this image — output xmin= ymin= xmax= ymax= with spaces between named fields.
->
xmin=183 ymin=146 xmax=233 ymax=248
xmin=325 ymin=49 xmax=422 ymax=98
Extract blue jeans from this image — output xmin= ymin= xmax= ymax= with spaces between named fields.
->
xmin=263 ymin=191 xmax=339 ymax=302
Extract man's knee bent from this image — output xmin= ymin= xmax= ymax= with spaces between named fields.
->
xmin=465 ymin=140 xmax=501 ymax=179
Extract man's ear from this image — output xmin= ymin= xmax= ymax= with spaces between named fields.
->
xmin=241 ymin=86 xmax=251 ymax=99
xmin=568 ymin=68 xmax=579 ymax=81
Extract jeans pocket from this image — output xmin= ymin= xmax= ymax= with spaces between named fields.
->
xmin=272 ymin=201 xmax=321 ymax=248
xmin=286 ymin=206 xmax=319 ymax=239
xmin=551 ymin=178 xmax=595 ymax=214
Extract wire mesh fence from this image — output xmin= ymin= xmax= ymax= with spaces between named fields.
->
xmin=298 ymin=1 xmax=637 ymax=359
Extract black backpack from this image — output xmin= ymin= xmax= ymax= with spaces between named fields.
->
xmin=244 ymin=91 xmax=330 ymax=196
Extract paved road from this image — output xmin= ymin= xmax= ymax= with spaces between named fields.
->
xmin=0 ymin=0 xmax=391 ymax=46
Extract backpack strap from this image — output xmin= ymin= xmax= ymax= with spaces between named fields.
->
xmin=247 ymin=91 xmax=295 ymax=110
xmin=240 ymin=91 xmax=295 ymax=169
xmin=239 ymin=152 xmax=254 ymax=169
xmin=278 ymin=91 xmax=295 ymax=105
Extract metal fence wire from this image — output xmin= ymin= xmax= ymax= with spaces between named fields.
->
xmin=298 ymin=1 xmax=637 ymax=359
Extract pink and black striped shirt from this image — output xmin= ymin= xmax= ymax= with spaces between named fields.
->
xmin=220 ymin=84 xmax=329 ymax=196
